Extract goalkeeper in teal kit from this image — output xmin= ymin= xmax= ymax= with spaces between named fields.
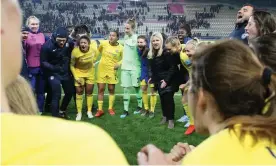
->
xmin=120 ymin=18 xmax=143 ymax=118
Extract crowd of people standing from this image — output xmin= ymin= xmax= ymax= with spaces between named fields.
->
xmin=1 ymin=1 xmax=276 ymax=165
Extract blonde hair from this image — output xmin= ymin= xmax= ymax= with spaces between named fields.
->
xmin=126 ymin=18 xmax=136 ymax=30
xmin=186 ymin=38 xmax=212 ymax=56
xmin=165 ymin=36 xmax=181 ymax=50
xmin=6 ymin=76 xmax=38 ymax=115
xmin=148 ymin=32 xmax=163 ymax=58
xmin=186 ymin=38 xmax=200 ymax=49
xmin=25 ymin=15 xmax=40 ymax=26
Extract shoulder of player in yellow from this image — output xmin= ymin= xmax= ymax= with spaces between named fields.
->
xmin=1 ymin=113 xmax=129 ymax=165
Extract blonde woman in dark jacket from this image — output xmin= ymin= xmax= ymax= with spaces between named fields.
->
xmin=148 ymin=32 xmax=180 ymax=129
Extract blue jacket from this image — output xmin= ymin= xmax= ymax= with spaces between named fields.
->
xmin=40 ymin=27 xmax=74 ymax=80
xmin=183 ymin=37 xmax=192 ymax=44
xmin=138 ymin=48 xmax=150 ymax=82
xmin=229 ymin=22 xmax=248 ymax=44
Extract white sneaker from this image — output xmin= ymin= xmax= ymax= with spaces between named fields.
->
xmin=184 ymin=121 xmax=190 ymax=128
xmin=76 ymin=113 xmax=82 ymax=121
xmin=177 ymin=115 xmax=189 ymax=123
xmin=87 ymin=111 xmax=94 ymax=119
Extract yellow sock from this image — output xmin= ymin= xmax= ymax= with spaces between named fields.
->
xmin=183 ymin=103 xmax=194 ymax=125
xmin=150 ymin=94 xmax=157 ymax=112
xmin=142 ymin=92 xmax=149 ymax=110
xmin=86 ymin=94 xmax=93 ymax=112
xmin=108 ymin=95 xmax=115 ymax=110
xmin=76 ymin=94 xmax=83 ymax=113
xmin=98 ymin=100 xmax=103 ymax=111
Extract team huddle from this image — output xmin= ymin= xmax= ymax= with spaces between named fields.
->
xmin=2 ymin=1 xmax=276 ymax=164
xmin=21 ymin=16 xmax=198 ymax=133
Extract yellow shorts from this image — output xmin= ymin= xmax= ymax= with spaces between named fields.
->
xmin=74 ymin=77 xmax=95 ymax=86
xmin=97 ymin=74 xmax=118 ymax=84
xmin=140 ymin=79 xmax=154 ymax=88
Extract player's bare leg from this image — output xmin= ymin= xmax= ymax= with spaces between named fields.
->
xmin=86 ymin=84 xmax=94 ymax=118
xmin=141 ymin=84 xmax=149 ymax=116
xmin=108 ymin=84 xmax=116 ymax=115
xmin=75 ymin=85 xmax=84 ymax=121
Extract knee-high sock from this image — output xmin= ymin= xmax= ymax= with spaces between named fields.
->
xmin=123 ymin=88 xmax=130 ymax=111
xmin=108 ymin=94 xmax=115 ymax=110
xmin=181 ymin=92 xmax=187 ymax=116
xmin=150 ymin=93 xmax=157 ymax=112
xmin=183 ymin=103 xmax=194 ymax=125
xmin=142 ymin=91 xmax=149 ymax=110
xmin=135 ymin=87 xmax=142 ymax=108
xmin=76 ymin=94 xmax=83 ymax=113
xmin=86 ymin=94 xmax=93 ymax=112
xmin=98 ymin=100 xmax=103 ymax=111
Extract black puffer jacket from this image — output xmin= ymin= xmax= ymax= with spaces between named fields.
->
xmin=148 ymin=50 xmax=180 ymax=95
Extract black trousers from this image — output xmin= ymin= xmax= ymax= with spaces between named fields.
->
xmin=45 ymin=76 xmax=76 ymax=113
xmin=48 ymin=76 xmax=74 ymax=117
xmin=159 ymin=91 xmax=175 ymax=120
xmin=44 ymin=82 xmax=52 ymax=111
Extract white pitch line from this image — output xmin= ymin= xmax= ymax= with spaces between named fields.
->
xmin=91 ymin=93 xmax=182 ymax=96
xmin=60 ymin=93 xmax=182 ymax=96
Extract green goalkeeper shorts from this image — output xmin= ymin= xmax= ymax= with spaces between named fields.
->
xmin=121 ymin=70 xmax=141 ymax=88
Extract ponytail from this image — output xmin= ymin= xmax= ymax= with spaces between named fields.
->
xmin=226 ymin=69 xmax=276 ymax=145
xmin=126 ymin=18 xmax=136 ymax=30
xmin=226 ymin=115 xmax=276 ymax=145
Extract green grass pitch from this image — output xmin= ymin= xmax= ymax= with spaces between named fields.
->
xmin=44 ymin=66 xmax=207 ymax=164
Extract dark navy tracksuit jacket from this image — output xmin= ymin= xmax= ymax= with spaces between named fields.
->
xmin=40 ymin=31 xmax=75 ymax=117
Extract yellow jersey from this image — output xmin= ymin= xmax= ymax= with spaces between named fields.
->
xmin=98 ymin=41 xmax=123 ymax=76
xmin=91 ymin=40 xmax=100 ymax=55
xmin=182 ymin=126 xmax=276 ymax=165
xmin=180 ymin=44 xmax=192 ymax=74
xmin=70 ymin=43 xmax=98 ymax=78
xmin=1 ymin=114 xmax=128 ymax=165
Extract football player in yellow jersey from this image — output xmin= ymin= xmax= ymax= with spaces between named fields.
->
xmin=176 ymin=25 xmax=192 ymax=124
xmin=137 ymin=40 xmax=276 ymax=165
xmin=67 ymin=25 xmax=99 ymax=113
xmin=71 ymin=35 xmax=98 ymax=121
xmin=96 ymin=30 xmax=123 ymax=117
xmin=180 ymin=39 xmax=200 ymax=135
xmin=176 ymin=44 xmax=190 ymax=124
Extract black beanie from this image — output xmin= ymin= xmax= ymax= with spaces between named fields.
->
xmin=55 ymin=27 xmax=68 ymax=38
xmin=21 ymin=26 xmax=29 ymax=32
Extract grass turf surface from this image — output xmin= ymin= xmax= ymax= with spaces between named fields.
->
xmin=44 ymin=93 xmax=206 ymax=164
xmin=43 ymin=68 xmax=206 ymax=164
